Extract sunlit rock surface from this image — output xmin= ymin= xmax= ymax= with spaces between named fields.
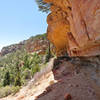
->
xmin=45 ymin=0 xmax=100 ymax=57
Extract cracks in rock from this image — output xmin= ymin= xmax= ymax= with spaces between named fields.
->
xmin=81 ymin=19 xmax=91 ymax=40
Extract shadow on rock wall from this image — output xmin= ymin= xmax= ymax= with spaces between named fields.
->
xmin=36 ymin=56 xmax=100 ymax=100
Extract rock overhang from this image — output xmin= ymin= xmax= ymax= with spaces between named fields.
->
xmin=44 ymin=0 xmax=100 ymax=57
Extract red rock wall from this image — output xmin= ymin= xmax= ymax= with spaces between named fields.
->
xmin=45 ymin=0 xmax=100 ymax=57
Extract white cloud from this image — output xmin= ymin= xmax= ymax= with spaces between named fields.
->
xmin=0 ymin=46 xmax=3 ymax=51
xmin=0 ymin=44 xmax=5 ymax=51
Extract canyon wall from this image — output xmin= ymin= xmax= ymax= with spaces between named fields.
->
xmin=45 ymin=0 xmax=100 ymax=57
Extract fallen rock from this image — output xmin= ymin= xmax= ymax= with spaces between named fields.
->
xmin=64 ymin=93 xmax=72 ymax=100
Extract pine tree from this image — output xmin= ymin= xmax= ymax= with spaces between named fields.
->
xmin=23 ymin=54 xmax=30 ymax=69
xmin=45 ymin=42 xmax=52 ymax=62
xmin=35 ymin=0 xmax=50 ymax=13
xmin=3 ymin=71 xmax=10 ymax=86
xmin=14 ymin=62 xmax=21 ymax=86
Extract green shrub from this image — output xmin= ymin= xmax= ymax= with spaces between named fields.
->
xmin=12 ymin=86 xmax=20 ymax=95
xmin=14 ymin=75 xmax=21 ymax=86
xmin=0 ymin=86 xmax=20 ymax=98
xmin=22 ymin=68 xmax=31 ymax=80
xmin=0 ymin=82 xmax=3 ymax=88
xmin=31 ymin=64 xmax=40 ymax=77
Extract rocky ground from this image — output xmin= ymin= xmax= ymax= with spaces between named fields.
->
xmin=1 ymin=71 xmax=55 ymax=100
xmin=36 ymin=56 xmax=100 ymax=100
xmin=1 ymin=56 xmax=100 ymax=100
xmin=0 ymin=58 xmax=55 ymax=100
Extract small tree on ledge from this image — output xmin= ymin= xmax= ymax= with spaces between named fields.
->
xmin=35 ymin=0 xmax=50 ymax=13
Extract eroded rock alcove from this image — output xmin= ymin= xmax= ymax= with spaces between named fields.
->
xmin=44 ymin=0 xmax=100 ymax=57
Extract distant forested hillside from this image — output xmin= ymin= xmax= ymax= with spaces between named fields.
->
xmin=0 ymin=33 xmax=47 ymax=56
xmin=0 ymin=33 xmax=53 ymax=98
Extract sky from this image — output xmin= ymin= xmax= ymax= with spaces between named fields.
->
xmin=0 ymin=0 xmax=48 ymax=50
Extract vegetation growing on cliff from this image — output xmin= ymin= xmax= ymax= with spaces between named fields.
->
xmin=0 ymin=33 xmax=52 ymax=98
xmin=35 ymin=0 xmax=50 ymax=13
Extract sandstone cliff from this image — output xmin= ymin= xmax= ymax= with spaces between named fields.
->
xmin=0 ymin=34 xmax=48 ymax=56
xmin=44 ymin=0 xmax=100 ymax=57
xmin=0 ymin=42 xmax=25 ymax=56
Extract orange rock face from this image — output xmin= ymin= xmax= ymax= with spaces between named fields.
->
xmin=45 ymin=0 xmax=100 ymax=57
